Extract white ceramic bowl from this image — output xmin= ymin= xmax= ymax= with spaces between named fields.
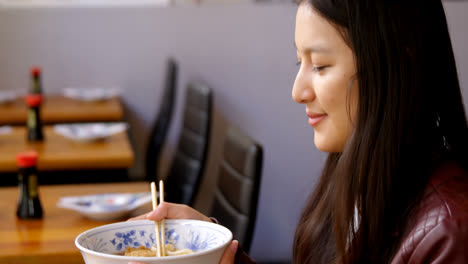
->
xmin=75 ymin=219 xmax=233 ymax=264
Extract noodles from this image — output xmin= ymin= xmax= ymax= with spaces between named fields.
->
xmin=164 ymin=244 xmax=194 ymax=256
xmin=123 ymin=244 xmax=194 ymax=257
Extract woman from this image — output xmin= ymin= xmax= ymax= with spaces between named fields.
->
xmin=130 ymin=0 xmax=468 ymax=263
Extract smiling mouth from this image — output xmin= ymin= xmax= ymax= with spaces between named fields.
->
xmin=307 ymin=114 xmax=327 ymax=127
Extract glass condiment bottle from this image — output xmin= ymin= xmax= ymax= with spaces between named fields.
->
xmin=16 ymin=150 xmax=43 ymax=219
xmin=25 ymin=94 xmax=44 ymax=142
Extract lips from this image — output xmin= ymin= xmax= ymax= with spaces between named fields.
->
xmin=306 ymin=111 xmax=327 ymax=127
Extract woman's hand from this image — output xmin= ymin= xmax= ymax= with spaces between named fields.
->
xmin=219 ymin=240 xmax=238 ymax=264
xmin=128 ymin=201 xmax=212 ymax=222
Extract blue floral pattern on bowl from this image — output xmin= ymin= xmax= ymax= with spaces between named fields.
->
xmin=78 ymin=219 xmax=231 ymax=255
xmin=110 ymin=230 xmax=156 ymax=251
xmin=181 ymin=227 xmax=219 ymax=251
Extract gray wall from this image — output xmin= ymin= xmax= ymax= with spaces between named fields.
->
xmin=0 ymin=2 xmax=467 ymax=261
xmin=445 ymin=3 xmax=468 ymax=109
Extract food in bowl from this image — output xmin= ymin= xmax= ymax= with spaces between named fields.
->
xmin=123 ymin=244 xmax=193 ymax=257
xmin=75 ymin=219 xmax=232 ymax=264
xmin=124 ymin=245 xmax=158 ymax=257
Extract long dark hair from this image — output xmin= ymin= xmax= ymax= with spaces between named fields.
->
xmin=293 ymin=0 xmax=468 ymax=263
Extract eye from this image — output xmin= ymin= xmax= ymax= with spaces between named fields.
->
xmin=312 ymin=66 xmax=327 ymax=72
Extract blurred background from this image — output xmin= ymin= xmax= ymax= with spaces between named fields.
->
xmin=0 ymin=0 xmax=467 ymax=262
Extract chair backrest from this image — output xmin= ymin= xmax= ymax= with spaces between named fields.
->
xmin=164 ymin=81 xmax=213 ymax=206
xmin=210 ymin=127 xmax=263 ymax=253
xmin=145 ymin=58 xmax=178 ymax=182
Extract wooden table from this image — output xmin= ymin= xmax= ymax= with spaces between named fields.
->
xmin=0 ymin=95 xmax=124 ymax=125
xmin=0 ymin=126 xmax=134 ymax=172
xmin=0 ymin=182 xmax=151 ymax=264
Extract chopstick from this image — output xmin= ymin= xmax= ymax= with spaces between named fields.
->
xmin=159 ymin=180 xmax=166 ymax=257
xmin=150 ymin=182 xmax=163 ymax=257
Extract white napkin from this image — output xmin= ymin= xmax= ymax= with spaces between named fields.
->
xmin=54 ymin=122 xmax=128 ymax=142
xmin=63 ymin=87 xmax=120 ymax=102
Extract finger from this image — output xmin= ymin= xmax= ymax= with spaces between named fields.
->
xmin=127 ymin=212 xmax=152 ymax=221
xmin=145 ymin=202 xmax=175 ymax=220
xmin=146 ymin=202 xmax=194 ymax=220
xmin=127 ymin=202 xmax=185 ymax=222
xmin=127 ymin=203 xmax=189 ymax=222
xmin=146 ymin=202 xmax=211 ymax=222
xmin=219 ymin=240 xmax=238 ymax=264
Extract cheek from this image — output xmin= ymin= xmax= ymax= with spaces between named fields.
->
xmin=315 ymin=75 xmax=348 ymax=112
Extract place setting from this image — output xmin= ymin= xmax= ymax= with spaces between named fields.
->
xmin=57 ymin=191 xmax=152 ymax=221
xmin=53 ymin=122 xmax=128 ymax=142
xmin=63 ymin=87 xmax=121 ymax=102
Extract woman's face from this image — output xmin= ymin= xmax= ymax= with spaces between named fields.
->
xmin=293 ymin=4 xmax=358 ymax=153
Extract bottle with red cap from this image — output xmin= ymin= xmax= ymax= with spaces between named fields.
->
xmin=30 ymin=66 xmax=42 ymax=94
xmin=25 ymin=94 xmax=44 ymax=141
xmin=16 ymin=150 xmax=43 ymax=219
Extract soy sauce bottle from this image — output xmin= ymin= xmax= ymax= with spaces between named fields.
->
xmin=25 ymin=94 xmax=44 ymax=142
xmin=30 ymin=66 xmax=42 ymax=94
xmin=16 ymin=150 xmax=43 ymax=219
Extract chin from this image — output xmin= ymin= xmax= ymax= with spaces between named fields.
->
xmin=314 ymin=137 xmax=344 ymax=153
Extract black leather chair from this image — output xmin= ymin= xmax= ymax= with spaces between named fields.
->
xmin=145 ymin=58 xmax=178 ymax=182
xmin=164 ymin=81 xmax=213 ymax=206
xmin=210 ymin=126 xmax=263 ymax=253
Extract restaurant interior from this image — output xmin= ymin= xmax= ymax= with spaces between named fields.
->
xmin=0 ymin=0 xmax=467 ymax=263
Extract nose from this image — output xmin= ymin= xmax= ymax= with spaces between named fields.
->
xmin=292 ymin=66 xmax=315 ymax=104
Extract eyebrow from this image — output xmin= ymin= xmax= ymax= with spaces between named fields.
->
xmin=294 ymin=42 xmax=331 ymax=54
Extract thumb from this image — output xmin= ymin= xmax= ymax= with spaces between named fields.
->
xmin=220 ymin=240 xmax=238 ymax=264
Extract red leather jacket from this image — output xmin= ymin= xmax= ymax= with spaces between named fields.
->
xmin=235 ymin=161 xmax=468 ymax=264
xmin=391 ymin=161 xmax=468 ymax=263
